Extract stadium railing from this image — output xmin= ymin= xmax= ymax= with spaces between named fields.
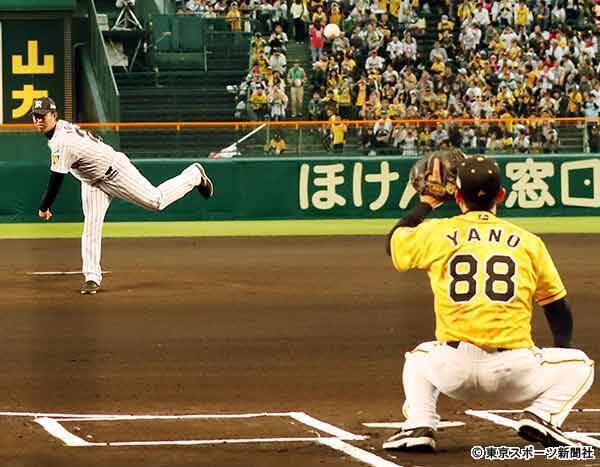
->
xmin=2 ymin=117 xmax=598 ymax=159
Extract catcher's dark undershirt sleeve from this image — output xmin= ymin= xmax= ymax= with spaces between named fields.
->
xmin=39 ymin=171 xmax=65 ymax=212
xmin=385 ymin=202 xmax=433 ymax=256
xmin=543 ymin=297 xmax=573 ymax=348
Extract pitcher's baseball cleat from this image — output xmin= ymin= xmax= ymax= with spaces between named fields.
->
xmin=382 ymin=427 xmax=436 ymax=452
xmin=195 ymin=163 xmax=214 ymax=199
xmin=81 ymin=280 xmax=100 ymax=294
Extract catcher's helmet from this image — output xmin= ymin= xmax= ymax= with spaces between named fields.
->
xmin=456 ymin=156 xmax=502 ymax=205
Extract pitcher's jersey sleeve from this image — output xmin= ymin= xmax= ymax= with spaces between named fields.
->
xmin=533 ymin=239 xmax=567 ymax=306
xmin=390 ymin=221 xmax=439 ymax=271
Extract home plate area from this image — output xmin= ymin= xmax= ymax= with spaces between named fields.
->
xmin=3 ymin=408 xmax=600 ymax=466
xmin=16 ymin=411 xmax=403 ymax=467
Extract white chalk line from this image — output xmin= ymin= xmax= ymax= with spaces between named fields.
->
xmin=465 ymin=410 xmax=519 ymax=430
xmin=363 ymin=421 xmax=464 ymax=430
xmin=27 ymin=271 xmax=112 ymax=276
xmin=466 ymin=409 xmax=600 ymax=448
xmin=0 ymin=411 xmax=287 ymax=419
xmin=35 ymin=418 xmax=94 ymax=447
xmin=470 ymin=408 xmax=600 ymax=414
xmin=54 ymin=412 xmax=292 ymax=422
xmin=288 ymin=412 xmax=367 ymax=441
xmin=319 ymin=438 xmax=402 ymax=467
xmin=84 ymin=437 xmax=345 ymax=447
xmin=17 ymin=410 xmax=399 ymax=467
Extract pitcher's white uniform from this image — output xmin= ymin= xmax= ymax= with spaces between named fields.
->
xmin=48 ymin=120 xmax=206 ymax=284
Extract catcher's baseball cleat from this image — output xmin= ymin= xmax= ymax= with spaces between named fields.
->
xmin=517 ymin=412 xmax=579 ymax=447
xmin=195 ymin=163 xmax=214 ymax=199
xmin=81 ymin=280 xmax=100 ymax=294
xmin=382 ymin=427 xmax=436 ymax=452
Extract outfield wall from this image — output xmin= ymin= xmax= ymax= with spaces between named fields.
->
xmin=1 ymin=154 xmax=599 ymax=223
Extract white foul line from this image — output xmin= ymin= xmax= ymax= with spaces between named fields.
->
xmin=319 ymin=439 xmax=402 ymax=467
xmin=288 ymin=412 xmax=367 ymax=441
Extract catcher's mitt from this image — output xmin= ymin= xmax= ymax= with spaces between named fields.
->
xmin=409 ymin=148 xmax=466 ymax=201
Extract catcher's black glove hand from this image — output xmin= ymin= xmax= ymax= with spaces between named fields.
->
xmin=409 ymin=148 xmax=467 ymax=201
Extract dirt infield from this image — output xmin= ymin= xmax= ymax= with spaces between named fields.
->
xmin=0 ymin=235 xmax=599 ymax=467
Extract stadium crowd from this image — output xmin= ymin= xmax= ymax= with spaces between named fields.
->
xmin=178 ymin=0 xmax=600 ymax=154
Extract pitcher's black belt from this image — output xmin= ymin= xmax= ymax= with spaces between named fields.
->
xmin=446 ymin=341 xmax=510 ymax=352
xmin=104 ymin=166 xmax=118 ymax=180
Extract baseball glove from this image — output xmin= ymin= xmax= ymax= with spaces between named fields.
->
xmin=409 ymin=148 xmax=466 ymax=201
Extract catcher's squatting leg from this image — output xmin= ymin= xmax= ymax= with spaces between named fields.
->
xmin=401 ymin=342 xmax=594 ymax=430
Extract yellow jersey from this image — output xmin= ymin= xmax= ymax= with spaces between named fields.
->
xmin=226 ymin=9 xmax=242 ymax=31
xmin=331 ymin=122 xmax=347 ymax=144
xmin=268 ymin=138 xmax=287 ymax=153
xmin=390 ymin=211 xmax=566 ymax=349
xmin=514 ymin=4 xmax=531 ymax=25
xmin=375 ymin=0 xmax=388 ymax=11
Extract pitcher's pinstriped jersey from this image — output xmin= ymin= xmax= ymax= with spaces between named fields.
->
xmin=390 ymin=211 xmax=566 ymax=349
xmin=48 ymin=120 xmax=117 ymax=183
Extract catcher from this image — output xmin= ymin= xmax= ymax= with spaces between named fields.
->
xmin=383 ymin=151 xmax=594 ymax=452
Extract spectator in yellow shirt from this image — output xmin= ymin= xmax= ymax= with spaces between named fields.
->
xmin=388 ymin=96 xmax=405 ymax=118
xmin=265 ymin=133 xmax=287 ymax=155
xmin=499 ymin=107 xmax=514 ymax=133
xmin=389 ymin=0 xmax=400 ymax=18
xmin=335 ymin=80 xmax=353 ymax=119
xmin=488 ymin=35 xmax=505 ymax=55
xmin=457 ymin=0 xmax=475 ymax=23
xmin=514 ymin=0 xmax=531 ymax=28
xmin=430 ymin=54 xmax=446 ymax=75
xmin=312 ymin=6 xmax=327 ymax=27
xmin=567 ymin=87 xmax=583 ymax=116
xmin=330 ymin=115 xmax=348 ymax=152
xmin=437 ymin=15 xmax=455 ymax=39
xmin=374 ymin=0 xmax=388 ymax=13
xmin=418 ymin=127 xmax=431 ymax=150
xmin=341 ymin=54 xmax=357 ymax=76
xmin=249 ymin=88 xmax=268 ymax=120
xmin=501 ymin=130 xmax=514 ymax=153
xmin=225 ymin=3 xmax=242 ymax=31
xmin=328 ymin=3 xmax=343 ymax=26
xmin=251 ymin=32 xmax=267 ymax=59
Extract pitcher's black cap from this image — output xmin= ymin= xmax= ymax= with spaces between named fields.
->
xmin=456 ymin=156 xmax=501 ymax=205
xmin=31 ymin=97 xmax=57 ymax=116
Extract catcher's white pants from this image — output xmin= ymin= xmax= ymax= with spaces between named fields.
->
xmin=81 ymin=153 xmax=202 ymax=283
xmin=401 ymin=341 xmax=594 ymax=430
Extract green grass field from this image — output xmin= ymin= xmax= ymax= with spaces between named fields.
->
xmin=0 ymin=217 xmax=599 ymax=239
